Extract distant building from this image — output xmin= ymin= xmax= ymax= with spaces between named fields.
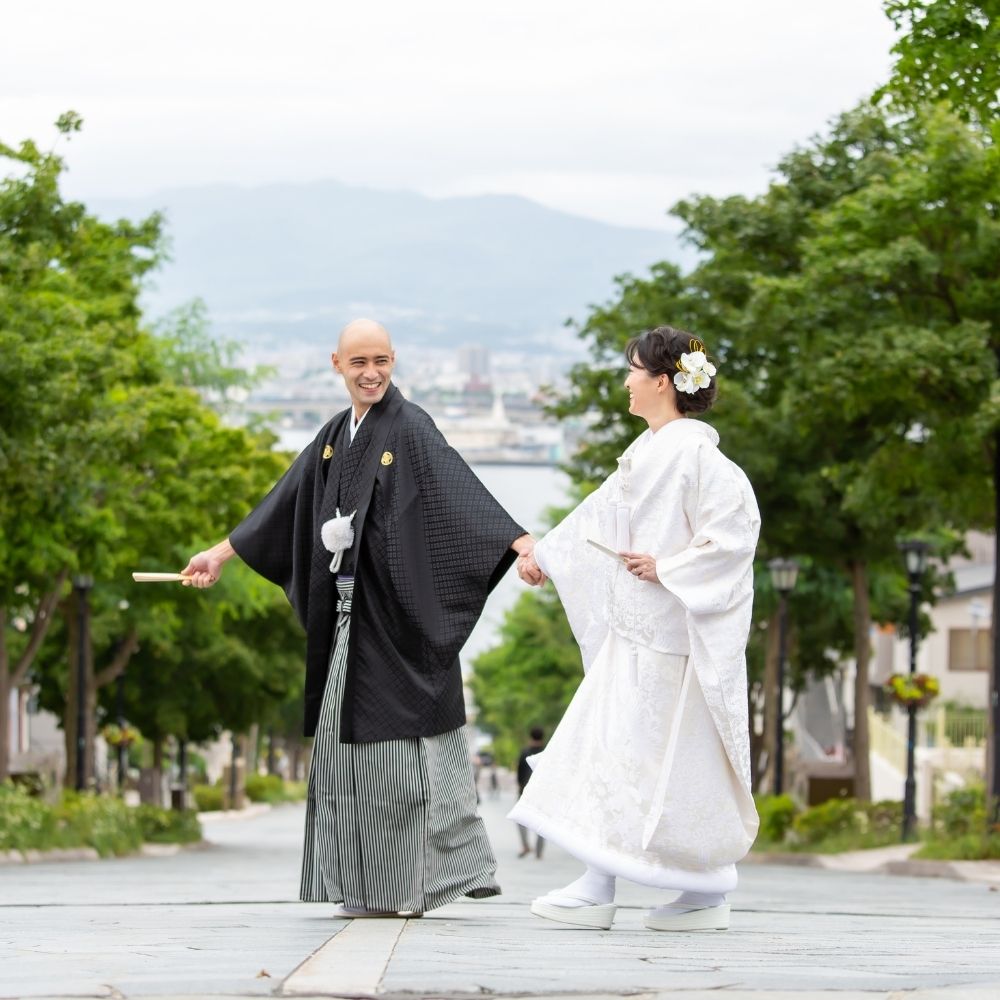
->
xmin=788 ymin=532 xmax=993 ymax=814
xmin=459 ymin=344 xmax=491 ymax=388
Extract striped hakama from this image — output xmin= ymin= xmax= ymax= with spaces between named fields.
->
xmin=300 ymin=579 xmax=500 ymax=912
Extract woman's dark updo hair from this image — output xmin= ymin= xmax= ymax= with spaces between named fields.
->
xmin=624 ymin=325 xmax=718 ymax=415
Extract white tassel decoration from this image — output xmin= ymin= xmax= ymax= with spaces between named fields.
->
xmin=321 ymin=508 xmax=356 ymax=573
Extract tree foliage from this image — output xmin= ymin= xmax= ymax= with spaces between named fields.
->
xmin=0 ymin=116 xmax=303 ymax=782
xmin=880 ymin=0 xmax=1000 ymax=127
xmin=468 ymin=588 xmax=582 ymax=767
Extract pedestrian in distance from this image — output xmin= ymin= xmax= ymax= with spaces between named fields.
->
xmin=515 ymin=727 xmax=546 ymax=858
xmin=512 ymin=325 xmax=760 ymax=932
xmin=183 ymin=318 xmax=541 ymax=917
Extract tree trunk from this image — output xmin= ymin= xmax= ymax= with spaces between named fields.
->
xmin=851 ymin=559 xmax=872 ymax=802
xmin=247 ymin=722 xmax=260 ymax=777
xmin=0 ymin=607 xmax=10 ymax=782
xmin=266 ymin=727 xmax=277 ymax=776
xmin=762 ymin=609 xmax=780 ymax=794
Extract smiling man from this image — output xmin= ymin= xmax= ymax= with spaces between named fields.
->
xmin=183 ymin=318 xmax=536 ymax=916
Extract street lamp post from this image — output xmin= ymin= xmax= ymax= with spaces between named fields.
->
xmin=898 ymin=540 xmax=930 ymax=842
xmin=768 ymin=558 xmax=800 ymax=796
xmin=73 ymin=574 xmax=94 ymax=792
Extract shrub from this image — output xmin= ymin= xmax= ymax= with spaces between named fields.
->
xmin=284 ymin=780 xmax=307 ymax=801
xmin=0 ymin=784 xmax=202 ymax=855
xmin=0 ymin=782 xmax=58 ymax=851
xmin=193 ymin=784 xmax=225 ymax=812
xmin=930 ymin=784 xmax=985 ymax=837
xmin=916 ymin=832 xmax=1000 ymax=860
xmin=792 ymin=798 xmax=865 ymax=845
xmin=754 ymin=794 xmax=799 ymax=845
xmin=135 ymin=805 xmax=202 ymax=844
xmin=863 ymin=799 xmax=904 ymax=838
xmin=245 ymin=773 xmax=286 ymax=804
xmin=245 ymin=773 xmax=308 ymax=804
xmin=915 ymin=785 xmax=999 ymax=859
xmin=57 ymin=791 xmax=143 ymax=857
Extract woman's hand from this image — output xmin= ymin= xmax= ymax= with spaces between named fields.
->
xmin=622 ymin=551 xmax=658 ymax=583
xmin=517 ymin=552 xmax=547 ymax=587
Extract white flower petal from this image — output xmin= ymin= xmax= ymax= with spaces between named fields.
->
xmin=674 ymin=371 xmax=697 ymax=394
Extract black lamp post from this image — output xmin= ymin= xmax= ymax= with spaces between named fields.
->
xmin=73 ymin=574 xmax=94 ymax=792
xmin=898 ymin=539 xmax=930 ymax=842
xmin=768 ymin=558 xmax=800 ymax=796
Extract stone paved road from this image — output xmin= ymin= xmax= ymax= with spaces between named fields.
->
xmin=1 ymin=793 xmax=998 ymax=999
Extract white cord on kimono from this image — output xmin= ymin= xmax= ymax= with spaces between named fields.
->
xmin=321 ymin=508 xmax=356 ymax=573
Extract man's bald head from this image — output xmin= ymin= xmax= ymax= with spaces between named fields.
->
xmin=337 ymin=317 xmax=393 ymax=353
xmin=332 ymin=318 xmax=396 ymax=418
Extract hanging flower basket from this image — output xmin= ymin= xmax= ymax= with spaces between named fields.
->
xmin=884 ymin=673 xmax=940 ymax=709
xmin=101 ymin=723 xmax=143 ymax=748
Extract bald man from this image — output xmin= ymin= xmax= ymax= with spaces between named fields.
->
xmin=184 ymin=319 xmax=536 ymax=916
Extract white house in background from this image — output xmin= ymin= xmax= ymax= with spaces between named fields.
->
xmin=873 ymin=531 xmax=993 ymax=711
xmin=865 ymin=532 xmax=992 ymax=812
xmin=792 ymin=532 xmax=992 ymax=815
xmin=6 ymin=686 xmax=65 ymax=786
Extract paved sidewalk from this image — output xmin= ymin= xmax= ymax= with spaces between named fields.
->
xmin=2 ymin=792 xmax=999 ymax=998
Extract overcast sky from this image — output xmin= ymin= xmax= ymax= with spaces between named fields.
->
xmin=3 ymin=1 xmax=898 ymax=231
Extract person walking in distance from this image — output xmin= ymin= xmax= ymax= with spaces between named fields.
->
xmin=515 ymin=727 xmax=546 ymax=858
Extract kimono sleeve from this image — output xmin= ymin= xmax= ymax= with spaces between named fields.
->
xmin=229 ymin=440 xmax=318 ymax=626
xmin=654 ymin=442 xmax=760 ymax=616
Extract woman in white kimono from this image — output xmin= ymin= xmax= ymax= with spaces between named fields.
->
xmin=511 ymin=325 xmax=760 ymax=932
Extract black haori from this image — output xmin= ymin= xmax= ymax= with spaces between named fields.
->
xmin=230 ymin=385 xmax=524 ymax=741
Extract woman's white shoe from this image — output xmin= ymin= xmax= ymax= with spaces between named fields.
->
xmin=530 ymin=895 xmax=618 ymax=929
xmin=644 ymin=902 xmax=730 ymax=931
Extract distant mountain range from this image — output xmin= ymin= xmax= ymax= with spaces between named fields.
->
xmin=92 ymin=181 xmax=685 ymax=352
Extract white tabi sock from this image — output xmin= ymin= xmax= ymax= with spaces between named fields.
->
xmin=543 ymin=867 xmax=616 ymax=907
xmin=651 ymin=890 xmax=726 ymax=917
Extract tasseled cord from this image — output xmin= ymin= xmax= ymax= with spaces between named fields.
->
xmin=320 ymin=508 xmax=356 ymax=573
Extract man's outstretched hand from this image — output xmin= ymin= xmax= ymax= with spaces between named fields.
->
xmin=182 ymin=538 xmax=236 ymax=589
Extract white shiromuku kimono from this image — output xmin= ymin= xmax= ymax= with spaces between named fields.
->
xmin=508 ymin=418 xmax=761 ymax=893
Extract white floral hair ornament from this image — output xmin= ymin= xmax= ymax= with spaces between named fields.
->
xmin=673 ymin=338 xmax=717 ymax=394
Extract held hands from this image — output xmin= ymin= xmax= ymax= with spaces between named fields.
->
xmin=622 ymin=551 xmax=658 ymax=583
xmin=517 ymin=552 xmax=547 ymax=587
xmin=512 ymin=533 xmax=547 ymax=587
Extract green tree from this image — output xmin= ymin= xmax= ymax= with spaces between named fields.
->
xmin=0 ymin=114 xmax=162 ymax=779
xmin=879 ymin=0 xmax=1000 ymax=827
xmin=469 ymin=588 xmax=582 ymax=767
xmin=547 ymin=103 xmax=996 ymax=799
xmin=0 ymin=117 xmax=296 ymax=784
xmin=880 ymin=0 xmax=1000 ymax=127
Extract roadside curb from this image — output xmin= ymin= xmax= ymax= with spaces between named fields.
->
xmin=0 ymin=840 xmax=213 ymax=866
xmin=745 ymin=847 xmax=1000 ymax=886
xmin=197 ymin=802 xmax=273 ymax=823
